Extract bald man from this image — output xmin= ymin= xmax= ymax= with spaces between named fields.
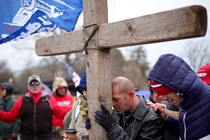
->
xmin=94 ymin=77 xmax=164 ymax=140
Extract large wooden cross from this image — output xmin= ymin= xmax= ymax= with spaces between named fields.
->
xmin=35 ymin=0 xmax=207 ymax=139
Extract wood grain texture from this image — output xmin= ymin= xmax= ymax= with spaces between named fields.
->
xmin=98 ymin=5 xmax=207 ymax=48
xmin=83 ymin=0 xmax=110 ymax=140
xmin=35 ymin=5 xmax=207 ymax=56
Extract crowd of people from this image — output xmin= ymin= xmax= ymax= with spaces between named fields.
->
xmin=0 ymin=53 xmax=210 ymax=140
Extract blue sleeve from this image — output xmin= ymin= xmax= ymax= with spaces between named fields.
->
xmin=165 ymin=116 xmax=179 ymax=137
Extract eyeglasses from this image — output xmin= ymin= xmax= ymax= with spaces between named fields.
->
xmin=29 ymin=81 xmax=40 ymax=86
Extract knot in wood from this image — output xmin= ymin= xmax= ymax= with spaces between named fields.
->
xmin=43 ymin=49 xmax=52 ymax=54
xmin=128 ymin=25 xmax=133 ymax=31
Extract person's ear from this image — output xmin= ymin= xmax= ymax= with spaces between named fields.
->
xmin=128 ymin=91 xmax=135 ymax=99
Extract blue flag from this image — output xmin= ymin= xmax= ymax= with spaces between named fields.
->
xmin=0 ymin=10 xmax=57 ymax=44
xmin=0 ymin=0 xmax=83 ymax=44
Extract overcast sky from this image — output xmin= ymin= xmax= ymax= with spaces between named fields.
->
xmin=0 ymin=0 xmax=209 ymax=72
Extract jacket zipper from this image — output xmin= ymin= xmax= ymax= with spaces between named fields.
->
xmin=34 ymin=104 xmax=36 ymax=140
xmin=183 ymin=112 xmax=187 ymax=140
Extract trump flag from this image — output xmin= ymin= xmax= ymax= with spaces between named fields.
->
xmin=0 ymin=0 xmax=83 ymax=44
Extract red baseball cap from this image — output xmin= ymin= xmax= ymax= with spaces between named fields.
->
xmin=150 ymin=80 xmax=174 ymax=96
xmin=197 ymin=64 xmax=210 ymax=85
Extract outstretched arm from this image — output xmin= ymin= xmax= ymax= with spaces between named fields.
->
xmin=0 ymin=97 xmax=22 ymax=123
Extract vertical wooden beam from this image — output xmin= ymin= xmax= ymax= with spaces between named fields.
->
xmin=83 ymin=0 xmax=111 ymax=139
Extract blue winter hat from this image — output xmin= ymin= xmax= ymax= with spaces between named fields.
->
xmin=76 ymin=72 xmax=87 ymax=94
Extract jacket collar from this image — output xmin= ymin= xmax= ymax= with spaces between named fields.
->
xmin=25 ymin=91 xmax=48 ymax=97
xmin=3 ymin=95 xmax=12 ymax=102
xmin=131 ymin=96 xmax=149 ymax=120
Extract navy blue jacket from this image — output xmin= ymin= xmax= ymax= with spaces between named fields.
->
xmin=148 ymin=54 xmax=210 ymax=140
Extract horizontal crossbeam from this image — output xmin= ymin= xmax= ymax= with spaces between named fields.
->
xmin=35 ymin=5 xmax=207 ymax=56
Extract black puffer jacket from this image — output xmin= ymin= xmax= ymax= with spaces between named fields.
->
xmin=107 ymin=96 xmax=164 ymax=140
